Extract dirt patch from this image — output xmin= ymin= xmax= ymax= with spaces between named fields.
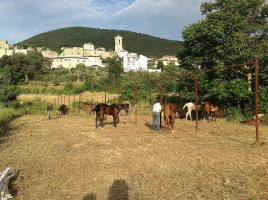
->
xmin=0 ymin=114 xmax=267 ymax=199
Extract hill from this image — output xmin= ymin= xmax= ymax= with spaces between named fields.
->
xmin=20 ymin=27 xmax=181 ymax=58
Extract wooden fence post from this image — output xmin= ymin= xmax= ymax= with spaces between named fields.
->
xmin=255 ymin=59 xmax=259 ymax=145
xmin=195 ymin=72 xmax=198 ymax=133
xmin=135 ymin=84 xmax=138 ymax=124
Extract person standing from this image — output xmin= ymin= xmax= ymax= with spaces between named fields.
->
xmin=152 ymin=101 xmax=161 ymax=131
xmin=47 ymin=103 xmax=53 ymax=120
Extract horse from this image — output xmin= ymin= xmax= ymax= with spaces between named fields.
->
xmin=91 ymin=104 xmax=120 ymax=129
xmin=113 ymin=103 xmax=130 ymax=114
xmin=58 ymin=104 xmax=68 ymax=115
xmin=201 ymin=102 xmax=223 ymax=123
xmin=183 ymin=102 xmax=201 ymax=120
xmin=163 ymin=104 xmax=183 ymax=133
xmin=81 ymin=102 xmax=97 ymax=115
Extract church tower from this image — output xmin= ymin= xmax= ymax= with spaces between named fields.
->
xmin=114 ymin=35 xmax=123 ymax=54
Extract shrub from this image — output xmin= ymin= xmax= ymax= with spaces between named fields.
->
xmin=260 ymin=114 xmax=268 ymax=125
xmin=226 ymin=107 xmax=252 ymax=123
xmin=0 ymin=107 xmax=22 ymax=133
xmin=53 ymin=79 xmax=61 ymax=86
xmin=33 ymin=88 xmax=40 ymax=94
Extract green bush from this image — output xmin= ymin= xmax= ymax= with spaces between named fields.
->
xmin=33 ymin=88 xmax=40 ymax=94
xmin=20 ymin=88 xmax=32 ymax=94
xmin=53 ymin=79 xmax=61 ymax=86
xmin=0 ymin=107 xmax=22 ymax=133
xmin=260 ymin=114 xmax=268 ymax=125
xmin=226 ymin=107 xmax=253 ymax=123
xmin=21 ymin=98 xmax=49 ymax=115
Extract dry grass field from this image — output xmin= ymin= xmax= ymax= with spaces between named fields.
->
xmin=0 ymin=112 xmax=267 ymax=200
xmin=19 ymin=91 xmax=116 ymax=104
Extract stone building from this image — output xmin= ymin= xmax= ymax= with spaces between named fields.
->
xmin=0 ymin=40 xmax=27 ymax=58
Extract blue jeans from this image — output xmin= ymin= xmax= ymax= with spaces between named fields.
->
xmin=152 ymin=112 xmax=160 ymax=131
xmin=48 ymin=111 xmax=52 ymax=119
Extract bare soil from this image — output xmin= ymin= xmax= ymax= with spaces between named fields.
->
xmin=1 ymin=113 xmax=267 ymax=200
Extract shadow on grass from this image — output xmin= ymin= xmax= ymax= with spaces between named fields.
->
xmin=8 ymin=115 xmax=63 ymax=131
xmin=83 ymin=179 xmax=129 ymax=200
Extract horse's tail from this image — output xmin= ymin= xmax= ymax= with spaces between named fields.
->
xmin=183 ymin=103 xmax=187 ymax=109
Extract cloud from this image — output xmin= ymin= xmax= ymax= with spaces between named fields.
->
xmin=0 ymin=0 xmax=133 ymax=43
xmin=0 ymin=0 xmax=207 ymax=44
xmin=105 ymin=0 xmax=207 ymax=40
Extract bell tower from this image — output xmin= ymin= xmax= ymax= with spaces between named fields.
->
xmin=114 ymin=35 xmax=123 ymax=54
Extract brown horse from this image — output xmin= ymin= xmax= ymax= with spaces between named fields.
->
xmin=92 ymin=104 xmax=120 ymax=129
xmin=81 ymin=102 xmax=97 ymax=115
xmin=163 ymin=104 xmax=183 ymax=133
xmin=112 ymin=103 xmax=130 ymax=114
xmin=201 ymin=102 xmax=223 ymax=123
xmin=58 ymin=104 xmax=68 ymax=115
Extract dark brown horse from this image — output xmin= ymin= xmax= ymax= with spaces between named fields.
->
xmin=201 ymin=102 xmax=223 ymax=123
xmin=163 ymin=104 xmax=183 ymax=133
xmin=81 ymin=102 xmax=97 ymax=115
xmin=92 ymin=104 xmax=120 ymax=129
xmin=112 ymin=103 xmax=130 ymax=114
xmin=58 ymin=104 xmax=68 ymax=115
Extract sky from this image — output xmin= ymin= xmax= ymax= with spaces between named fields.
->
xmin=0 ymin=0 xmax=209 ymax=44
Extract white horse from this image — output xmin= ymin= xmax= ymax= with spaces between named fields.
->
xmin=183 ymin=102 xmax=200 ymax=120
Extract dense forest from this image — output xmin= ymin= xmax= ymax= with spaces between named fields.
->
xmin=19 ymin=27 xmax=181 ymax=58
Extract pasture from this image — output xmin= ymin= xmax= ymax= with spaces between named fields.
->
xmin=0 ymin=113 xmax=267 ymax=199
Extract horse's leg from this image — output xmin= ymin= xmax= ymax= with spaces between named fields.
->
xmin=213 ymin=112 xmax=216 ymax=122
xmin=96 ymin=115 xmax=98 ymax=129
xmin=171 ymin=117 xmax=174 ymax=134
xmin=190 ymin=110 xmax=192 ymax=121
xmin=164 ymin=115 xmax=167 ymax=130
xmin=113 ymin=115 xmax=116 ymax=127
xmin=100 ymin=116 xmax=104 ymax=129
xmin=186 ymin=111 xmax=188 ymax=120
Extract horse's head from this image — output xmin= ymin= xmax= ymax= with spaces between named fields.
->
xmin=123 ymin=103 xmax=130 ymax=114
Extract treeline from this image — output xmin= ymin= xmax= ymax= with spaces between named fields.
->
xmin=19 ymin=27 xmax=181 ymax=58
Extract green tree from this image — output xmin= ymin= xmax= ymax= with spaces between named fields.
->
xmin=107 ymin=56 xmax=123 ymax=86
xmin=178 ymin=0 xmax=267 ymax=110
xmin=0 ymin=54 xmax=24 ymax=85
xmin=75 ymin=63 xmax=86 ymax=81
xmin=0 ymin=85 xmax=20 ymax=108
xmin=23 ymin=51 xmax=49 ymax=83
xmin=161 ymin=63 xmax=179 ymax=94
xmin=157 ymin=61 xmax=164 ymax=71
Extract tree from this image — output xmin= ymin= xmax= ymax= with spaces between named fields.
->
xmin=157 ymin=61 xmax=164 ymax=71
xmin=23 ymin=51 xmax=49 ymax=83
xmin=0 ymin=65 xmax=22 ymax=85
xmin=75 ymin=63 xmax=86 ymax=81
xmin=0 ymin=85 xmax=20 ymax=108
xmin=0 ymin=54 xmax=24 ymax=85
xmin=177 ymin=0 xmax=267 ymax=110
xmin=161 ymin=63 xmax=179 ymax=94
xmin=107 ymin=56 xmax=123 ymax=86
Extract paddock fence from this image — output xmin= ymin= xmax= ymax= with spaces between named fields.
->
xmin=54 ymin=60 xmax=261 ymax=145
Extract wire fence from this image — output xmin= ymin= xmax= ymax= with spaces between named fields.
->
xmin=54 ymin=60 xmax=260 ymax=145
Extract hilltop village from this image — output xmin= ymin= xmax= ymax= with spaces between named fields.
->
xmin=0 ymin=36 xmax=180 ymax=73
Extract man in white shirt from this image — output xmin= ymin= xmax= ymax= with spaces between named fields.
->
xmin=152 ymin=101 xmax=161 ymax=131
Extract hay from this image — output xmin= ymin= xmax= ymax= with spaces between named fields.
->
xmin=0 ymin=114 xmax=267 ymax=199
